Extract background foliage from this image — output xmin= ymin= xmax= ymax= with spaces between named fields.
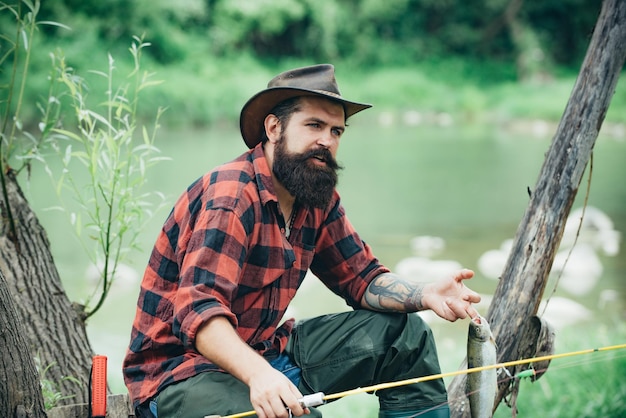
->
xmin=2 ymin=0 xmax=619 ymax=129
xmin=35 ymin=0 xmax=600 ymax=66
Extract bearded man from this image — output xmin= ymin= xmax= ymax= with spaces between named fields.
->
xmin=123 ymin=64 xmax=481 ymax=418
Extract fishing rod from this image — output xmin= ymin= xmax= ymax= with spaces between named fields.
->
xmin=205 ymin=343 xmax=626 ymax=418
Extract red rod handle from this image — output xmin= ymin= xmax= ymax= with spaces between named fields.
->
xmin=91 ymin=355 xmax=107 ymax=417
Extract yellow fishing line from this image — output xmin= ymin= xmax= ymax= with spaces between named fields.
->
xmin=209 ymin=343 xmax=626 ymax=418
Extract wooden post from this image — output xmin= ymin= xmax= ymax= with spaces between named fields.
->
xmin=47 ymin=394 xmax=134 ymax=418
xmin=448 ymin=0 xmax=626 ymax=416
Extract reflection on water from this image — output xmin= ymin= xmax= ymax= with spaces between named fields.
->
xmin=26 ymin=119 xmax=626 ymax=392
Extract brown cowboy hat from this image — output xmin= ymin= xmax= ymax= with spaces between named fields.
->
xmin=239 ymin=64 xmax=372 ymax=148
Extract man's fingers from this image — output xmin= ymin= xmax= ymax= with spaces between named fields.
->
xmin=267 ymin=397 xmax=289 ymax=418
xmin=454 ymin=268 xmax=475 ymax=282
xmin=284 ymin=399 xmax=305 ymax=417
xmin=444 ymin=298 xmax=467 ymax=321
xmin=286 ymin=384 xmax=307 ymax=416
xmin=465 ymin=303 xmax=480 ymax=320
xmin=463 ymin=290 xmax=482 ymax=304
xmin=445 ymin=297 xmax=481 ymax=321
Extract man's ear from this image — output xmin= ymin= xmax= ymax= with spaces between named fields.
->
xmin=264 ymin=114 xmax=281 ymax=144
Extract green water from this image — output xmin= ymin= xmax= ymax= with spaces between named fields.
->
xmin=26 ymin=116 xmax=626 ymax=400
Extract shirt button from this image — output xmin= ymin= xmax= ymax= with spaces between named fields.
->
xmin=280 ymin=228 xmax=285 ymax=234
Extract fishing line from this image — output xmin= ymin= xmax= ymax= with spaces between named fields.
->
xmin=326 ymin=343 xmax=626 ymax=401
xmin=402 ymin=363 xmax=556 ymax=418
xmin=546 ymin=348 xmax=626 ymax=367
xmin=441 ymin=344 xmax=626 ymax=418
xmin=210 ymin=343 xmax=626 ymax=418
xmin=541 ymin=152 xmax=594 ymax=317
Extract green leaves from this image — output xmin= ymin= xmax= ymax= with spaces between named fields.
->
xmin=35 ymin=37 xmax=168 ymax=319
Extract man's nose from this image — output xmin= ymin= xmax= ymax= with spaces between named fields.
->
xmin=316 ymin=130 xmax=336 ymax=148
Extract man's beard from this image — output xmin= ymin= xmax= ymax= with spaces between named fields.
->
xmin=272 ymin=133 xmax=343 ymax=209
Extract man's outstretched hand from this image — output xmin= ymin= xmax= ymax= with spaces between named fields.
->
xmin=422 ymin=269 xmax=481 ymax=322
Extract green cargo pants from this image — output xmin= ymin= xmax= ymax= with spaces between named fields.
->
xmin=155 ymin=310 xmax=448 ymax=417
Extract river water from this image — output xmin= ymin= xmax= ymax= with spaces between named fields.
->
xmin=27 ymin=115 xmax=625 ymax=395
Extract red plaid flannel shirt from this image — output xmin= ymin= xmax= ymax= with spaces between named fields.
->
xmin=122 ymin=144 xmax=389 ymax=408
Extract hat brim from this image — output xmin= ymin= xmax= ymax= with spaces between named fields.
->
xmin=240 ymin=87 xmax=372 ymax=149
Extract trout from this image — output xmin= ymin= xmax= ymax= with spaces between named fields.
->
xmin=467 ymin=315 xmax=497 ymax=418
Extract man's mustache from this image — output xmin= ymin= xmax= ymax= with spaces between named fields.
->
xmin=297 ymin=148 xmax=342 ymax=171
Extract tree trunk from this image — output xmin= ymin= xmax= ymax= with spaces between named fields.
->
xmin=448 ymin=0 xmax=626 ymax=416
xmin=0 ymin=269 xmax=47 ymax=417
xmin=0 ymin=169 xmax=93 ymax=407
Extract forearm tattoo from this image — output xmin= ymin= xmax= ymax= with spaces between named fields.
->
xmin=364 ymin=273 xmax=425 ymax=312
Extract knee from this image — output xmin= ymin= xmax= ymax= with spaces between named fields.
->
xmin=379 ymin=312 xmax=434 ymax=340
xmin=348 ymin=311 xmax=436 ymax=353
xmin=406 ymin=313 xmax=434 ymax=337
xmin=382 ymin=312 xmax=438 ymax=356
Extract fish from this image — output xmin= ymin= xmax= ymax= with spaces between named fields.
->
xmin=467 ymin=315 xmax=497 ymax=418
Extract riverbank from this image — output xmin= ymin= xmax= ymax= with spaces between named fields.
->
xmin=14 ymin=47 xmax=626 ymax=131
xmin=132 ymin=61 xmax=626 ymax=129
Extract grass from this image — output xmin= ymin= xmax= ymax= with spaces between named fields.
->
xmin=492 ymin=322 xmax=626 ymax=418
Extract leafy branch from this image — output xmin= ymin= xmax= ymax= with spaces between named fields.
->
xmin=34 ymin=36 xmax=168 ymax=319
